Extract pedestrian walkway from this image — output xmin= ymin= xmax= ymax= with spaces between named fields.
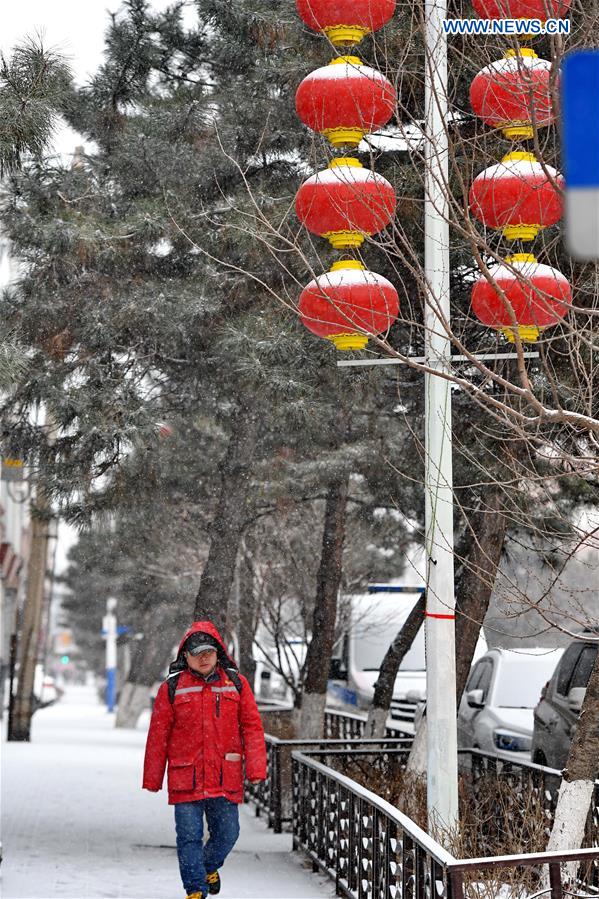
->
xmin=2 ymin=685 xmax=334 ymax=899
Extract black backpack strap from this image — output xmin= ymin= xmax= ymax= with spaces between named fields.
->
xmin=167 ymin=671 xmax=183 ymax=704
xmin=224 ymin=667 xmax=243 ymax=695
xmin=167 ymin=659 xmax=186 ymax=704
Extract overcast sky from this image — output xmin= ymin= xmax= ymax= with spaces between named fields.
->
xmin=2 ymin=0 xmax=194 ymax=158
xmin=3 ymin=1 xmax=116 ymax=83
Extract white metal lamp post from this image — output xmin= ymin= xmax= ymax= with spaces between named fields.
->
xmin=422 ymin=0 xmax=459 ymax=832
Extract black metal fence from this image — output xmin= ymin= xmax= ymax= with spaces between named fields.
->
xmin=292 ymin=749 xmax=599 ymax=899
xmin=293 ymin=749 xmax=455 ymax=899
xmin=465 ymin=749 xmax=599 ymax=863
xmin=247 ymin=708 xmax=599 ymax=896
xmin=323 ymin=708 xmax=412 ymax=741
xmin=245 ymin=734 xmax=413 ymax=833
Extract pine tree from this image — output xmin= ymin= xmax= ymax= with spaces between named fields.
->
xmin=0 ymin=39 xmax=71 ymax=175
xmin=1 ymin=3 xmax=417 ymax=733
xmin=0 ymin=39 xmax=71 ymax=388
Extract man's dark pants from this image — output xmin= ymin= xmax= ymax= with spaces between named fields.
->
xmin=174 ymin=796 xmax=240 ymax=896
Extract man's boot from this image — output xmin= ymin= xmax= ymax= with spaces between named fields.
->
xmin=206 ymin=871 xmax=221 ymax=895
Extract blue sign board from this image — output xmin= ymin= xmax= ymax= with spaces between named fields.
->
xmin=562 ymin=51 xmax=599 ymax=260
xmin=368 ymin=584 xmax=425 ymax=594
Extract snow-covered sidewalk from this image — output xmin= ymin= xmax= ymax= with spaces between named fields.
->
xmin=2 ymin=684 xmax=334 ymax=899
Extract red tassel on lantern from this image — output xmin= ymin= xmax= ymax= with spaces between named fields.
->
xmin=469 ymin=151 xmax=564 ymax=241
xmin=299 ymin=259 xmax=399 ymax=349
xmin=470 ymin=49 xmax=554 ymax=140
xmin=471 ymin=253 xmax=571 ymax=342
xmin=296 ymin=56 xmax=396 ymax=146
xmin=296 ymin=0 xmax=396 ymax=45
xmin=295 ymin=157 xmax=396 ymax=248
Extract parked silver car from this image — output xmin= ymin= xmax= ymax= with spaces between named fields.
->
xmin=531 ymin=632 xmax=598 ymax=769
xmin=458 ymin=647 xmax=564 ymax=757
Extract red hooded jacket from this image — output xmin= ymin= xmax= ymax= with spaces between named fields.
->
xmin=142 ymin=621 xmax=267 ymax=804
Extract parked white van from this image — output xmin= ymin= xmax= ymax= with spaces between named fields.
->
xmin=327 ymin=588 xmax=427 ymax=731
xmin=328 ymin=586 xmax=488 ymax=733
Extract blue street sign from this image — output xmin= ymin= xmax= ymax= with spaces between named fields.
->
xmin=368 ymin=584 xmax=426 ymax=594
xmin=562 ymin=51 xmax=599 ymax=260
xmin=101 ymin=624 xmax=130 ymax=636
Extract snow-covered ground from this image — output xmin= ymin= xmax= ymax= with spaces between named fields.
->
xmin=2 ymin=685 xmax=334 ymax=899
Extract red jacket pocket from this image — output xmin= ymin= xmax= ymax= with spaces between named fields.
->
xmin=168 ymin=763 xmax=195 ymax=792
xmin=222 ymin=757 xmax=243 ymax=793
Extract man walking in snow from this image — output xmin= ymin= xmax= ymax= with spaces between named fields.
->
xmin=143 ymin=621 xmax=267 ymax=899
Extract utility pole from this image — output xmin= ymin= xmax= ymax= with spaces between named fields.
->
xmin=422 ymin=0 xmax=459 ymax=832
xmin=335 ymin=0 xmax=534 ymax=832
xmin=8 ymin=488 xmax=52 ymax=741
xmin=102 ymin=597 xmax=118 ymax=712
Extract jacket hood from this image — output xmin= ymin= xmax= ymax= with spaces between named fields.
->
xmin=177 ymin=620 xmax=237 ymax=669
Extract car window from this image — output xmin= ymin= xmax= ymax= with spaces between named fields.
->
xmin=570 ymin=645 xmax=598 ymax=691
xmin=556 ymin=643 xmax=583 ymax=696
xmin=466 ymin=661 xmax=484 ymax=692
xmin=478 ymin=660 xmax=493 ymax=701
xmin=492 ymin=651 xmax=563 ymax=708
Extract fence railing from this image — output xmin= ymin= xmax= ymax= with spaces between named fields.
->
xmin=248 ymin=707 xmax=599 ymax=895
xmin=448 ymin=848 xmax=599 ymax=899
xmin=292 ymin=749 xmax=457 ymax=899
xmin=464 ymin=748 xmax=599 ymax=858
xmin=245 ymin=734 xmax=413 ymax=833
xmin=256 ymin=704 xmax=412 ymax=740
xmin=323 ymin=707 xmax=412 ymax=740
xmin=292 ymin=749 xmax=599 ymax=899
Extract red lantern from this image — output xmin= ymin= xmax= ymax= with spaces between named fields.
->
xmin=469 ymin=151 xmax=564 ymax=241
xmin=299 ymin=259 xmax=399 ymax=349
xmin=470 ymin=49 xmax=554 ymax=140
xmin=471 ymin=253 xmax=571 ymax=342
xmin=295 ymin=56 xmax=396 ymax=147
xmin=295 ymin=157 xmax=396 ymax=248
xmin=472 ymin=0 xmax=571 ymax=20
xmin=296 ymin=0 xmax=396 ymax=45
xmin=155 ymin=422 xmax=174 ymax=438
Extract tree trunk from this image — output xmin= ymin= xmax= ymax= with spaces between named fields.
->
xmin=8 ymin=490 xmax=52 ymax=742
xmin=114 ymin=607 xmax=179 ymax=728
xmin=407 ymin=489 xmax=506 ymax=772
xmin=546 ymin=648 xmax=599 ymax=877
xmin=238 ymin=544 xmax=258 ymax=690
xmin=454 ymin=488 xmax=506 ymax=705
xmin=297 ymin=475 xmax=349 ymax=739
xmin=115 ymin=682 xmax=153 ymax=729
xmin=193 ymin=404 xmax=259 ymax=631
xmin=406 ymin=717 xmax=428 ymax=775
xmin=365 ymin=593 xmax=426 ymax=737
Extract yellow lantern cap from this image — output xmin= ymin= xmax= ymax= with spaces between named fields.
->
xmin=330 ymin=55 xmax=363 ymax=66
xmin=504 ymin=48 xmax=538 ymax=59
xmin=501 ymin=150 xmax=538 ymax=164
xmin=329 ymin=157 xmax=362 ymax=168
xmin=506 ymin=252 xmax=536 ymax=264
xmin=328 ymin=332 xmax=369 ymax=350
xmin=324 ymin=24 xmax=370 ymax=46
xmin=330 ymin=259 xmax=366 ymax=272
